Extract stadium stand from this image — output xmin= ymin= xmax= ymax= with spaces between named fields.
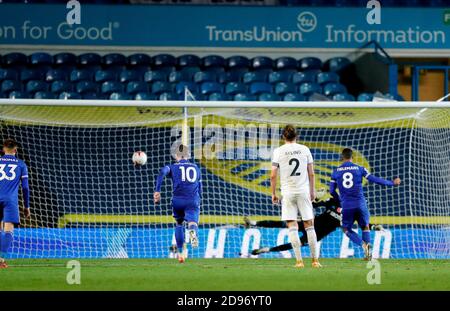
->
xmin=0 ymin=52 xmax=404 ymax=101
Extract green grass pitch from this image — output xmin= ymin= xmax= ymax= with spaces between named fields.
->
xmin=1 ymin=258 xmax=449 ymax=291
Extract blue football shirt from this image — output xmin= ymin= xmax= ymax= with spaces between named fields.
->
xmin=0 ymin=154 xmax=29 ymax=204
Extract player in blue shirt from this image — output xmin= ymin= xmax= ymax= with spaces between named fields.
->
xmin=0 ymin=139 xmax=30 ymax=268
xmin=330 ymin=148 xmax=400 ymax=260
xmin=154 ymin=144 xmax=201 ymax=263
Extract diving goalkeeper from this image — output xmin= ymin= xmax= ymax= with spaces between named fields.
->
xmin=247 ymin=197 xmax=384 ymax=255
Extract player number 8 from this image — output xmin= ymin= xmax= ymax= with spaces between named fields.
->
xmin=342 ymin=172 xmax=354 ymax=189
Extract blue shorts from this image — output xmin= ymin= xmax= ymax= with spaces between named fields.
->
xmin=172 ymin=197 xmax=200 ymax=224
xmin=0 ymin=199 xmax=19 ymax=224
xmin=341 ymin=201 xmax=370 ymax=230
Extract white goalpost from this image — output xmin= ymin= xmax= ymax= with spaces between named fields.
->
xmin=0 ymin=99 xmax=448 ymax=259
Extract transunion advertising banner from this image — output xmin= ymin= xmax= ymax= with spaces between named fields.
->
xmin=0 ymin=4 xmax=449 ymax=51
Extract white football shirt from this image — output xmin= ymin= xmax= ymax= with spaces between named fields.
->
xmin=272 ymin=143 xmax=313 ymax=196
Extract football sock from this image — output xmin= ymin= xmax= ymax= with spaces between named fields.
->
xmin=175 ymin=225 xmax=185 ymax=252
xmin=362 ymin=230 xmax=371 ymax=244
xmin=345 ymin=230 xmax=363 ymax=247
xmin=306 ymin=226 xmax=319 ymax=259
xmin=188 ymin=223 xmax=198 ymax=237
xmin=288 ymin=227 xmax=302 ymax=261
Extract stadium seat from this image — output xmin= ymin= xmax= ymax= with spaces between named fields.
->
xmin=78 ymin=53 xmax=101 ymax=66
xmin=9 ymin=91 xmax=30 ymax=99
xmin=94 ymin=70 xmax=117 ymax=83
xmin=83 ymin=92 xmax=104 ymax=100
xmin=324 ymin=57 xmax=351 ymax=72
xmin=259 ymin=93 xmax=281 ymax=101
xmin=200 ymin=82 xmax=223 ymax=95
xmin=194 ymin=71 xmax=217 ymax=83
xmin=218 ymin=71 xmax=244 ymax=84
xmin=283 ymin=93 xmax=307 ymax=101
xmin=151 ymin=81 xmax=173 ymax=95
xmin=180 ymin=66 xmax=201 ymax=80
xmin=275 ymin=57 xmax=298 ymax=70
xmin=251 ymin=56 xmax=273 ymax=70
xmin=54 ymin=52 xmax=77 ymax=67
xmin=225 ymin=82 xmax=246 ymax=95
xmin=159 ymin=92 xmax=179 ymax=101
xmin=101 ymin=81 xmax=124 ymax=95
xmin=178 ymin=54 xmax=201 ymax=68
xmin=249 ymin=82 xmax=272 ymax=95
xmin=332 ymin=93 xmax=356 ymax=101
xmin=110 ymin=92 xmax=132 ymax=100
xmin=3 ymin=53 xmax=27 ymax=67
xmin=234 ymin=93 xmax=257 ymax=101
xmin=357 ymin=93 xmax=374 ymax=101
xmin=76 ymin=81 xmax=98 ymax=94
xmin=175 ymin=81 xmax=198 ymax=95
xmin=119 ymin=70 xmax=141 ymax=83
xmin=102 ymin=53 xmax=126 ymax=67
xmin=45 ymin=69 xmax=68 ymax=82
xmin=1 ymin=80 xmax=21 ymax=93
xmin=144 ymin=70 xmax=167 ymax=83
xmin=135 ymin=92 xmax=156 ymax=100
xmin=323 ymin=82 xmax=347 ymax=96
xmin=126 ymin=81 xmax=149 ymax=95
xmin=0 ymin=92 xmax=6 ymax=99
xmin=29 ymin=52 xmax=53 ymax=67
xmin=59 ymin=92 xmax=82 ymax=100
xmin=153 ymin=54 xmax=177 ymax=68
xmin=209 ymin=93 xmax=231 ymax=101
xmin=0 ymin=68 xmax=18 ymax=81
xmin=34 ymin=91 xmax=56 ymax=99
xmin=243 ymin=71 xmax=267 ymax=84
xmin=274 ymin=82 xmax=296 ymax=95
xmin=26 ymin=80 xmax=48 ymax=93
xmin=169 ymin=71 xmax=190 ymax=83
xmin=202 ymin=55 xmax=226 ymax=69
xmin=51 ymin=80 xmax=73 ymax=93
xmin=292 ymin=71 xmax=316 ymax=84
xmin=127 ymin=53 xmax=152 ymax=67
xmin=227 ymin=56 xmax=250 ymax=69
xmin=317 ymin=72 xmax=340 ymax=85
xmin=269 ymin=71 xmax=294 ymax=84
xmin=299 ymin=82 xmax=322 ymax=96
xmin=299 ymin=57 xmax=322 ymax=71
xmin=70 ymin=69 xmax=94 ymax=82
xmin=20 ymin=69 xmax=44 ymax=82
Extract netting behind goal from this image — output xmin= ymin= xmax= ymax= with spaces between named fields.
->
xmin=0 ymin=103 xmax=449 ymax=259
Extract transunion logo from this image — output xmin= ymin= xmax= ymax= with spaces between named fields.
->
xmin=205 ymin=11 xmax=317 ymax=43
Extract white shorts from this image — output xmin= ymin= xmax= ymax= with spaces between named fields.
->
xmin=281 ymin=193 xmax=314 ymax=221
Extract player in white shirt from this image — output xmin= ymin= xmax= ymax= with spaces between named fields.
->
xmin=270 ymin=125 xmax=321 ymax=268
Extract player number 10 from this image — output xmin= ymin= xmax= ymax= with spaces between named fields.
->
xmin=342 ymin=172 xmax=354 ymax=189
xmin=180 ymin=166 xmax=197 ymax=182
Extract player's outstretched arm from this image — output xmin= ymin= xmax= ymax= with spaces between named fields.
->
xmin=154 ymin=165 xmax=170 ymax=204
xmin=270 ymin=165 xmax=279 ymax=204
xmin=367 ymin=174 xmax=401 ymax=187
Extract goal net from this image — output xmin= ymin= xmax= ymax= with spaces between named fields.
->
xmin=1 ymin=101 xmax=449 ymax=259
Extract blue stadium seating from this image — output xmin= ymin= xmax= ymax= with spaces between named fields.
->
xmin=203 ymin=55 xmax=226 ymax=69
xmin=299 ymin=82 xmax=322 ymax=96
xmin=0 ymin=68 xmax=19 ymax=81
xmin=128 ymin=53 xmax=152 ymax=67
xmin=234 ymin=93 xmax=257 ymax=101
xmin=45 ymin=69 xmax=68 ymax=82
xmin=169 ymin=71 xmax=190 ymax=83
xmin=269 ymin=71 xmax=294 ymax=84
xmin=259 ymin=93 xmax=281 ymax=101
xmin=332 ymin=93 xmax=356 ymax=101
xmin=71 ymin=69 xmax=94 ymax=82
xmin=200 ymin=82 xmax=223 ymax=95
xmin=119 ymin=70 xmax=141 ymax=83
xmin=159 ymin=92 xmax=179 ymax=101
xmin=135 ymin=92 xmax=156 ymax=100
xmin=153 ymin=54 xmax=177 ymax=68
xmin=176 ymin=81 xmax=198 ymax=95
xmin=102 ymin=53 xmax=126 ymax=67
xmin=95 ymin=69 xmax=117 ymax=83
xmin=275 ymin=82 xmax=296 ymax=96
xmin=3 ymin=53 xmax=27 ymax=67
xmin=284 ymin=93 xmax=307 ymax=101
xmin=78 ymin=53 xmax=101 ymax=67
xmin=324 ymin=57 xmax=351 ymax=72
xmin=317 ymin=72 xmax=340 ymax=85
xmin=9 ymin=91 xmax=29 ymax=99
xmin=251 ymin=57 xmax=273 ymax=70
xmin=34 ymin=91 xmax=56 ymax=99
xmin=225 ymin=82 xmax=246 ymax=96
xmin=110 ymin=92 xmax=132 ymax=100
xmin=101 ymin=81 xmax=124 ymax=95
xmin=59 ymin=92 xmax=82 ymax=99
xmin=323 ymin=82 xmax=347 ymax=96
xmin=21 ymin=68 xmax=44 ymax=82
xmin=51 ymin=81 xmax=73 ymax=93
xmin=194 ymin=71 xmax=217 ymax=83
xmin=227 ymin=56 xmax=250 ymax=69
xmin=178 ymin=54 xmax=201 ymax=68
xmin=54 ymin=53 xmax=77 ymax=67
xmin=144 ymin=70 xmax=167 ymax=83
xmin=218 ymin=71 xmax=243 ymax=84
xmin=126 ymin=81 xmax=148 ymax=95
xmin=209 ymin=93 xmax=231 ymax=101
xmin=180 ymin=66 xmax=201 ymax=80
xmin=292 ymin=71 xmax=315 ymax=85
xmin=275 ymin=57 xmax=297 ymax=70
xmin=1 ymin=80 xmax=21 ymax=93
xmin=249 ymin=82 xmax=272 ymax=95
xmin=26 ymin=80 xmax=48 ymax=93
xmin=76 ymin=81 xmax=98 ymax=94
xmin=243 ymin=71 xmax=267 ymax=84
xmin=30 ymin=52 xmax=53 ymax=67
xmin=299 ymin=57 xmax=322 ymax=71
xmin=357 ymin=93 xmax=374 ymax=101
xmin=151 ymin=81 xmax=172 ymax=95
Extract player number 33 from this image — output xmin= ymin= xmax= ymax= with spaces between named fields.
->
xmin=0 ymin=164 xmax=18 ymax=181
